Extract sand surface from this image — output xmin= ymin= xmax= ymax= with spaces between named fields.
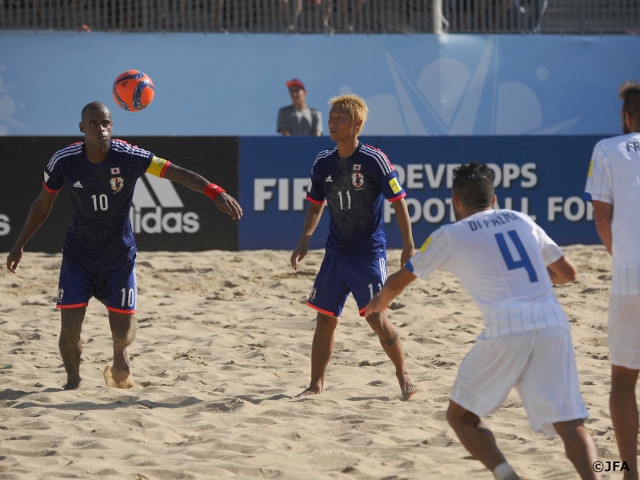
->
xmin=1 ymin=246 xmax=623 ymax=479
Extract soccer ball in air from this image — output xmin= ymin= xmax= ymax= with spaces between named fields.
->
xmin=112 ymin=70 xmax=155 ymax=111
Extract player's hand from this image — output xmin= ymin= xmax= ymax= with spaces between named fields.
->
xmin=364 ymin=293 xmax=385 ymax=318
xmin=400 ymin=245 xmax=414 ymax=267
xmin=214 ymin=193 xmax=243 ymax=220
xmin=290 ymin=244 xmax=308 ymax=271
xmin=6 ymin=248 xmax=23 ymax=273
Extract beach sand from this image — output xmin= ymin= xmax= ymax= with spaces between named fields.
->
xmin=1 ymin=245 xmax=623 ymax=479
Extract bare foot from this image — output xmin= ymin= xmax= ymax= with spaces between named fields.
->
xmin=63 ymin=378 xmax=81 ymax=390
xmin=399 ymin=373 xmax=417 ymax=400
xmin=293 ymin=387 xmax=321 ymax=399
xmin=104 ymin=365 xmax=135 ymax=388
xmin=402 ymin=382 xmax=418 ymax=400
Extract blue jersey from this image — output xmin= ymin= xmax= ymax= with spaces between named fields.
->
xmin=306 ymin=143 xmax=406 ymax=257
xmin=43 ymin=139 xmax=155 ymax=272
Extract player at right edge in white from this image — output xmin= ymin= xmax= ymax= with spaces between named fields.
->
xmin=365 ymin=162 xmax=601 ymax=480
xmin=584 ymin=81 xmax=640 ymax=480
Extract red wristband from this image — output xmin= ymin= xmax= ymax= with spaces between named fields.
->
xmin=204 ymin=183 xmax=226 ymax=201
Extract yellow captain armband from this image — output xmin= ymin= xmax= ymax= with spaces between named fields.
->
xmin=147 ymin=156 xmax=171 ymax=177
xmin=388 ymin=177 xmax=402 ymax=194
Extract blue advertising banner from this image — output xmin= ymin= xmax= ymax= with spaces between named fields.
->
xmin=0 ymin=135 xmax=609 ymax=253
xmin=239 ymin=135 xmax=607 ymax=250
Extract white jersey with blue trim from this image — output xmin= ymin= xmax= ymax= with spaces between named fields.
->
xmin=43 ymin=139 xmax=154 ymax=273
xmin=584 ymin=132 xmax=640 ymax=294
xmin=306 ymin=143 xmax=406 ymax=257
xmin=406 ymin=209 xmax=569 ymax=339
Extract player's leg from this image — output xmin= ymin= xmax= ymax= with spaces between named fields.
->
xmin=296 ymin=312 xmax=339 ymax=397
xmin=350 ymin=256 xmax=416 ymax=399
xmin=56 ymin=254 xmax=91 ymax=390
xmin=296 ymin=255 xmax=348 ymax=397
xmin=59 ymin=307 xmax=86 ymax=390
xmin=607 ymin=295 xmax=640 ymax=479
xmin=364 ymin=310 xmax=416 ymax=399
xmin=518 ymin=327 xmax=596 ymax=478
xmin=104 ymin=310 xmax=136 ymax=388
xmin=553 ymin=419 xmax=601 ymax=480
xmin=448 ymin=332 xmax=537 ymax=478
xmin=100 ymin=259 xmax=137 ymax=388
xmin=446 ymin=401 xmax=517 ymax=478
xmin=610 ymin=365 xmax=639 ymax=480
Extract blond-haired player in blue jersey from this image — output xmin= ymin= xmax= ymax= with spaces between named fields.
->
xmin=6 ymin=101 xmax=242 ymax=390
xmin=366 ymin=162 xmax=600 ymax=480
xmin=290 ymin=94 xmax=417 ymax=400
xmin=585 ymin=81 xmax=640 ymax=480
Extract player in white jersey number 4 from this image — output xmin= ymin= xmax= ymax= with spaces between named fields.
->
xmin=366 ymin=162 xmax=601 ymax=480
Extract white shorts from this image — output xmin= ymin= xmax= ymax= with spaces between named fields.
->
xmin=609 ymin=295 xmax=640 ymax=369
xmin=450 ymin=327 xmax=588 ymax=436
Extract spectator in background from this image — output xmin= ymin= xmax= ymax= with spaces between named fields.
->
xmin=277 ymin=79 xmax=322 ymax=137
xmin=510 ymin=0 xmax=548 ymax=32
xmin=281 ymin=0 xmax=302 ymax=31
xmin=325 ymin=0 xmax=367 ymax=32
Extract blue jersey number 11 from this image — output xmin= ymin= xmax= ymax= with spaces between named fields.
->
xmin=495 ymin=230 xmax=538 ymax=283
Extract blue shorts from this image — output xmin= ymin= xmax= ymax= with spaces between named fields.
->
xmin=307 ymin=254 xmax=387 ymax=317
xmin=56 ymin=254 xmax=137 ymax=313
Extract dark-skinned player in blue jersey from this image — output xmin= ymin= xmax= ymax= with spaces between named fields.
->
xmin=6 ymin=101 xmax=242 ymax=390
xmin=290 ymin=94 xmax=417 ymax=400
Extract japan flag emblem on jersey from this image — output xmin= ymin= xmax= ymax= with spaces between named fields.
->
xmin=110 ymin=177 xmax=124 ymax=192
xmin=351 ymin=172 xmax=364 ymax=188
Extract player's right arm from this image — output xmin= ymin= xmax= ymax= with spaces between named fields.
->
xmin=591 ymin=200 xmax=613 ymax=255
xmin=6 ymin=188 xmax=59 ymax=273
xmin=290 ymin=201 xmax=325 ymax=271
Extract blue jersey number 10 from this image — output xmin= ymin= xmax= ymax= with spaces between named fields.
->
xmin=495 ymin=230 xmax=538 ymax=283
xmin=91 ymin=194 xmax=109 ymax=212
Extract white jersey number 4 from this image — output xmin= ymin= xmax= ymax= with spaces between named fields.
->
xmin=495 ymin=230 xmax=538 ymax=283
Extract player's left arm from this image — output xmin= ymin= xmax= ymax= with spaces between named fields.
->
xmin=531 ymin=217 xmax=578 ymax=285
xmin=547 ymin=255 xmax=577 ymax=285
xmin=151 ymin=160 xmax=242 ymax=220
xmin=391 ymin=198 xmax=415 ymax=267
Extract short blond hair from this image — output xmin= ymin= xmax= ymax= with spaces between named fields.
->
xmin=329 ymin=94 xmax=368 ymax=135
